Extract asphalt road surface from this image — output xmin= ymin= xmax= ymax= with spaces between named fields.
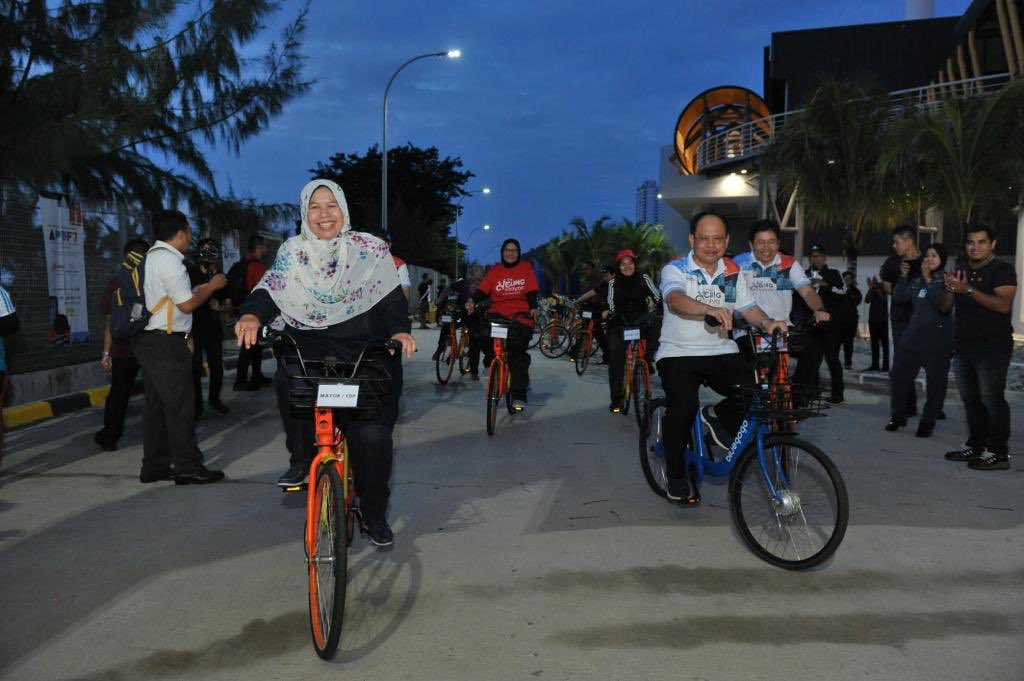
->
xmin=1 ymin=328 xmax=1022 ymax=681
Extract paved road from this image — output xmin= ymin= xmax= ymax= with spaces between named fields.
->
xmin=1 ymin=329 xmax=1022 ymax=681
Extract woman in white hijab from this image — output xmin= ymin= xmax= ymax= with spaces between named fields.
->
xmin=235 ymin=179 xmax=415 ymax=547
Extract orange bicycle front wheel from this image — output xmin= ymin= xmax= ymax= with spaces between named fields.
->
xmin=485 ymin=361 xmax=500 ymax=435
xmin=307 ymin=463 xmax=347 ymax=659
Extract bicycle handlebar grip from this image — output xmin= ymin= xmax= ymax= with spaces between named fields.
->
xmin=704 ymin=313 xmax=722 ymax=327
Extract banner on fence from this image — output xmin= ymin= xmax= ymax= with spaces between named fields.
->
xmin=39 ymin=196 xmax=90 ymax=345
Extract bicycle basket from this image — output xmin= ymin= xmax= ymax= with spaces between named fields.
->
xmin=735 ymin=383 xmax=828 ymax=421
xmin=279 ymin=354 xmax=392 ymax=420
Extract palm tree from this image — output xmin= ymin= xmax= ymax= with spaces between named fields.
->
xmin=608 ymin=219 xmax=677 ymax=276
xmin=879 ymin=78 xmax=1024 ymax=244
xmin=539 ymin=231 xmax=581 ymax=295
xmin=567 ymin=215 xmax=615 ymax=265
xmin=763 ymin=76 xmax=913 ymax=275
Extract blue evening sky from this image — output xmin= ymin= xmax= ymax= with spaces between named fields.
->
xmin=203 ymin=0 xmax=968 ymax=263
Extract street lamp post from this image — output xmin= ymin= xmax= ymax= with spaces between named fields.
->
xmin=381 ymin=49 xmax=460 ymax=236
xmin=453 ymin=186 xmax=490 ymax=279
xmin=464 ymin=224 xmax=491 ymax=269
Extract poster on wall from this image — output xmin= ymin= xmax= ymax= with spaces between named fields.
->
xmin=40 ymin=196 xmax=90 ymax=346
xmin=222 ymin=228 xmax=241 ymax=274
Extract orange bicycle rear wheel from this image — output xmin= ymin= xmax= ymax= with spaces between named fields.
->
xmin=485 ymin=360 xmax=500 ymax=435
xmin=307 ymin=463 xmax=347 ymax=659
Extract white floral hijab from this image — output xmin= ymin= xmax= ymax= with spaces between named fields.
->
xmin=253 ymin=179 xmax=400 ymax=329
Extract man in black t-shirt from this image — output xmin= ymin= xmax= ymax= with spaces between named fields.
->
xmin=939 ymin=226 xmax=1018 ymax=470
xmin=880 ymin=226 xmax=921 ymax=414
xmin=793 ymin=244 xmax=845 ymax=403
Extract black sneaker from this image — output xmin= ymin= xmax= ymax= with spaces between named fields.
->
xmin=666 ymin=476 xmax=689 ymax=501
xmin=365 ymin=518 xmax=394 ymax=547
xmin=94 ymin=431 xmax=117 ymax=452
xmin=885 ymin=417 xmax=907 ymax=432
xmin=967 ymin=451 xmax=1010 ymax=470
xmin=609 ymin=400 xmax=622 ymax=414
xmin=700 ymin=406 xmax=728 ymax=450
xmin=139 ymin=467 xmax=175 ymax=483
xmin=277 ymin=464 xmax=308 ymax=487
xmin=209 ymin=400 xmax=230 ymax=415
xmin=827 ymin=394 xmax=845 ymax=405
xmin=944 ymin=444 xmax=983 ymax=462
xmin=174 ymin=465 xmax=226 ymax=485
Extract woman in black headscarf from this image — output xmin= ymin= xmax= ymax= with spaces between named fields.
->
xmin=604 ymin=249 xmax=661 ymax=413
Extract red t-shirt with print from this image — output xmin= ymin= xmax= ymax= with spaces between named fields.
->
xmin=478 ymin=260 xmax=539 ymax=327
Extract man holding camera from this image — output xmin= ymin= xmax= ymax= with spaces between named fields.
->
xmin=188 ymin=238 xmax=230 ymax=417
xmin=880 ymin=226 xmax=921 ymax=416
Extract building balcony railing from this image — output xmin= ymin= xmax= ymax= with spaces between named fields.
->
xmin=693 ymin=72 xmax=1013 ymax=174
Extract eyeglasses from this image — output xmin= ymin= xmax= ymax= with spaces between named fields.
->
xmin=502 ymin=248 xmax=519 ymax=254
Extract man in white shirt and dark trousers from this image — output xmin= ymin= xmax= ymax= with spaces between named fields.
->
xmin=656 ymin=212 xmax=788 ymax=503
xmin=132 ymin=210 xmax=228 ymax=485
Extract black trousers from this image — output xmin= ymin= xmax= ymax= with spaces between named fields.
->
xmin=235 ymin=342 xmax=266 ymax=384
xmin=868 ymin=319 xmax=889 ymax=370
xmin=839 ymin=318 xmax=858 ymax=367
xmin=131 ymin=333 xmax=203 ymax=473
xmin=891 ymin=343 xmax=951 ymax=424
xmin=98 ymin=355 xmax=140 ymax=444
xmin=274 ymin=357 xmax=401 ymax=523
xmin=482 ymin=320 xmax=532 ymax=401
xmin=793 ymin=323 xmax=844 ymax=398
xmin=955 ymin=339 xmax=1012 ymax=455
xmin=191 ymin=321 xmax=224 ymax=408
xmin=890 ymin=320 xmax=917 ymax=413
xmin=656 ymin=353 xmax=752 ymax=480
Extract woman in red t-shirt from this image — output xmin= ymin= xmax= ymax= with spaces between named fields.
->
xmin=466 ymin=238 xmax=539 ymax=410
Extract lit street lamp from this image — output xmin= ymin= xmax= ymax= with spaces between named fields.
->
xmin=454 ymin=187 xmax=490 ymax=279
xmin=381 ymin=49 xmax=461 ymax=236
xmin=465 ymin=224 xmax=491 ymax=268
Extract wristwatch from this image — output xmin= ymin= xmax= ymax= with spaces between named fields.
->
xmin=965 ymin=286 xmax=975 ymax=296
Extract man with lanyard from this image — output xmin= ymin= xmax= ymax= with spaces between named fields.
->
xmin=132 ymin=210 xmax=228 ymax=485
xmin=940 ymin=226 xmax=1018 ymax=470
xmin=656 ymin=211 xmax=787 ymax=503
xmin=735 ymin=220 xmax=830 ymax=367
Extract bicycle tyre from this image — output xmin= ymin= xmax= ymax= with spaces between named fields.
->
xmin=308 ymin=465 xmax=348 ymax=659
xmin=435 ymin=336 xmax=455 ymax=384
xmin=457 ymin=333 xmax=471 ymax=375
xmin=631 ymin=363 xmax=646 ymax=428
xmin=574 ymin=334 xmax=591 ymax=375
xmin=620 ymin=361 xmax=632 ymax=416
xmin=485 ymin=363 xmax=499 ymax=436
xmin=538 ymin=322 xmax=569 ymax=358
xmin=638 ymin=398 xmax=668 ymax=498
xmin=729 ymin=435 xmax=849 ymax=570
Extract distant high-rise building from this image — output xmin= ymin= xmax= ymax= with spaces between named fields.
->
xmin=635 ymin=180 xmax=660 ymax=224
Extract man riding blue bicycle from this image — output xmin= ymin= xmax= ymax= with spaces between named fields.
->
xmin=656 ymin=211 xmax=787 ymax=503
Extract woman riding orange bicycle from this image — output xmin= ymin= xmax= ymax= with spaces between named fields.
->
xmin=604 ymin=249 xmax=660 ymax=413
xmin=235 ymin=179 xmax=415 ymax=547
xmin=466 ymin=238 xmax=539 ymax=411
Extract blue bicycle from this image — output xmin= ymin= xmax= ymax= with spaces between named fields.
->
xmin=639 ymin=326 xmax=849 ymax=570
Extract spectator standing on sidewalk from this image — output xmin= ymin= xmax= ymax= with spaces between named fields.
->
xmin=864 ymin=275 xmax=889 ymax=371
xmin=94 ymin=239 xmax=149 ymax=451
xmin=230 ymin=235 xmax=271 ymax=391
xmin=840 ymin=271 xmax=862 ymax=370
xmin=188 ymin=238 xmax=229 ymax=417
xmin=132 ymin=210 xmax=227 ymax=485
xmin=940 ymin=226 xmax=1018 ymax=470
xmin=885 ymin=243 xmax=953 ymax=438
xmin=880 ymin=226 xmax=921 ymax=416
xmin=0 ymin=285 xmax=19 ymax=456
xmin=417 ymin=273 xmax=433 ymax=329
xmin=797 ymin=243 xmax=845 ymax=404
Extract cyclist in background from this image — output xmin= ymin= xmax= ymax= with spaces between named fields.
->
xmin=604 ymin=249 xmax=660 ymax=413
xmin=466 ymin=238 xmax=539 ymax=410
xmin=656 ymin=211 xmax=786 ymax=503
xmin=570 ymin=261 xmax=610 ymax=362
xmin=432 ymin=264 xmax=485 ymax=379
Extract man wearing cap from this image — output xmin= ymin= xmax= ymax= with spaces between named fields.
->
xmin=794 ymin=243 xmax=846 ymax=403
xmin=656 ymin=211 xmax=787 ymax=504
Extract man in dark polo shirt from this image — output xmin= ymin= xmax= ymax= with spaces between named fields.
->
xmin=939 ymin=226 xmax=1018 ymax=470
xmin=94 ymin=239 xmax=149 ymax=451
xmin=880 ymin=225 xmax=921 ymax=416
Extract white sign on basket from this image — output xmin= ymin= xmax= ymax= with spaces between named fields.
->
xmin=317 ymin=383 xmax=360 ymax=408
xmin=755 ymin=335 xmax=787 ymax=353
xmin=623 ymin=327 xmax=641 ymax=341
xmin=490 ymin=324 xmax=509 ymax=339
xmin=440 ymin=315 xmax=453 ymax=323
xmin=581 ymin=311 xmax=593 ymax=319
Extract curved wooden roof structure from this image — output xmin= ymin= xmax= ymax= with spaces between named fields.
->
xmin=673 ymin=86 xmax=771 ymax=175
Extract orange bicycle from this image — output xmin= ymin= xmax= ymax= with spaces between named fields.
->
xmin=485 ymin=312 xmax=532 ymax=435
xmin=265 ymin=328 xmax=399 ymax=660
xmin=435 ymin=311 xmax=472 ymax=384
xmin=613 ymin=314 xmax=658 ymax=427
xmin=573 ymin=310 xmax=599 ymax=375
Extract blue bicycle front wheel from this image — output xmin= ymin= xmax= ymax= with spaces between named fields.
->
xmin=729 ymin=435 xmax=849 ymax=570
xmin=638 ymin=398 xmax=668 ymax=497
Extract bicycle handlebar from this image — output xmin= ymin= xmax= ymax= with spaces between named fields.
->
xmin=260 ymin=326 xmax=402 ymax=378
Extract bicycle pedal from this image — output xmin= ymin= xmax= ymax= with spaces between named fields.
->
xmin=280 ymin=483 xmax=308 ymax=493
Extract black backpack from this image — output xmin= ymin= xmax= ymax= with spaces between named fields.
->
xmin=110 ymin=246 xmax=174 ymax=339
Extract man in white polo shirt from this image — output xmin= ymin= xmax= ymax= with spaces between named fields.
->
xmin=736 ymin=220 xmax=830 ymax=380
xmin=656 ymin=211 xmax=787 ymax=503
xmin=132 ymin=210 xmax=228 ymax=485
